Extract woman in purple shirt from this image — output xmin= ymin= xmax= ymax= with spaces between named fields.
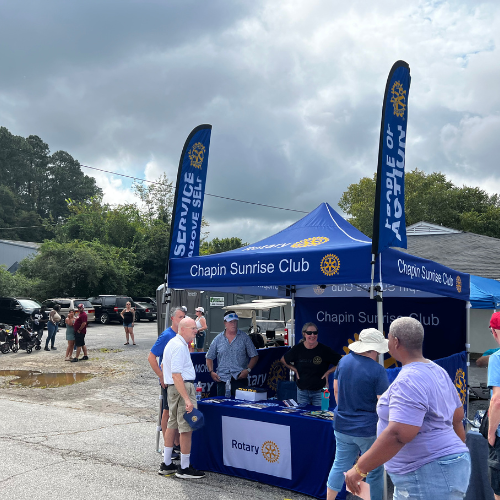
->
xmin=345 ymin=317 xmax=470 ymax=500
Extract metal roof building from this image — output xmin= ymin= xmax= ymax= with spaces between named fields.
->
xmin=0 ymin=239 xmax=40 ymax=273
xmin=399 ymin=222 xmax=500 ymax=281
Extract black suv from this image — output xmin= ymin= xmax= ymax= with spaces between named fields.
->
xmin=88 ymin=295 xmax=134 ymax=324
xmin=0 ymin=297 xmax=42 ymax=326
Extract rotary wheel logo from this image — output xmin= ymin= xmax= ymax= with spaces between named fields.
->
xmin=192 ymin=416 xmax=198 ymax=422
xmin=267 ymin=359 xmax=288 ymax=392
xmin=390 ymin=81 xmax=407 ymax=118
xmin=456 ymin=276 xmax=462 ymax=293
xmin=188 ymin=142 xmax=205 ymax=169
xmin=320 ymin=254 xmax=340 ymax=276
xmin=454 ymin=368 xmax=466 ymax=405
xmin=262 ymin=440 xmax=280 ymax=463
xmin=313 ymin=356 xmax=322 ymax=365
xmin=313 ymin=285 xmax=325 ymax=295
xmin=291 ymin=237 xmax=329 ymax=248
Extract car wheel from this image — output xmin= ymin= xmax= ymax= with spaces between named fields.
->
xmin=149 ymin=318 xmax=155 ymax=322
xmin=100 ymin=313 xmax=110 ymax=325
xmin=59 ymin=315 xmax=66 ymax=328
xmin=136 ymin=314 xmax=141 ymax=322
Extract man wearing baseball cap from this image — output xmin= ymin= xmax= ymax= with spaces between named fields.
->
xmin=206 ymin=311 xmax=259 ymax=397
xmin=487 ymin=311 xmax=500 ymax=499
xmin=326 ymin=328 xmax=389 ymax=500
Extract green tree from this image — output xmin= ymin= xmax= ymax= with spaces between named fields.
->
xmin=339 ymin=169 xmax=500 ymax=238
xmin=200 ymin=237 xmax=247 ymax=255
xmin=18 ymin=240 xmax=138 ymax=298
xmin=0 ymin=266 xmax=38 ymax=298
xmin=0 ymin=126 xmax=102 ymax=241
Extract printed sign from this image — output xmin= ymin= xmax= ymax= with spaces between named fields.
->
xmin=210 ymin=297 xmax=225 ymax=307
xmin=222 ymin=416 xmax=291 ymax=479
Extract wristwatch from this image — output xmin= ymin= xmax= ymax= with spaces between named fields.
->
xmin=247 ymin=367 xmax=252 ymax=373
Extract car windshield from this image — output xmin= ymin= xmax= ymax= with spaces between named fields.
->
xmin=18 ymin=299 xmax=41 ymax=309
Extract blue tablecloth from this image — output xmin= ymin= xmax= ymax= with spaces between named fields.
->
xmin=191 ymin=398 xmax=346 ymax=499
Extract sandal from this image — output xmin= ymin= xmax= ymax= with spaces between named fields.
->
xmin=124 ymin=342 xmax=129 ymax=345
xmin=133 ymin=343 xmax=137 ymax=345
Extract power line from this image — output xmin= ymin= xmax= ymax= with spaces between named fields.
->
xmin=81 ymin=164 xmax=309 ymax=214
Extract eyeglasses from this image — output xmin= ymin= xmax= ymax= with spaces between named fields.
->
xmin=304 ymin=330 xmax=318 ymax=335
xmin=184 ymin=326 xmax=198 ymax=331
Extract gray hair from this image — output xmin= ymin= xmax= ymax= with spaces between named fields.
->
xmin=389 ymin=317 xmax=424 ymax=352
xmin=302 ymin=322 xmax=318 ymax=333
xmin=170 ymin=306 xmax=185 ymax=318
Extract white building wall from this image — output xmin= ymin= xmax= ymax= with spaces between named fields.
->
xmin=471 ymin=308 xmax=499 ymax=354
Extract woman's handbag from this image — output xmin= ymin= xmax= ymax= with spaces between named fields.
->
xmin=479 ymin=410 xmax=489 ymax=440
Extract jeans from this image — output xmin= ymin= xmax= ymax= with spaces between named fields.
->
xmin=327 ymin=431 xmax=383 ymax=500
xmin=390 ymin=452 xmax=471 ymax=499
xmin=46 ymin=322 xmax=58 ymax=348
xmin=297 ymin=388 xmax=323 ymax=406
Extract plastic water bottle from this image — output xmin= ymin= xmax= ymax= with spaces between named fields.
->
xmin=225 ymin=379 xmax=231 ymax=398
xmin=196 ymin=382 xmax=203 ymax=401
xmin=321 ymin=388 xmax=330 ymax=411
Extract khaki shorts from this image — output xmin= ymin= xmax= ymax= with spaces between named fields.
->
xmin=166 ymin=382 xmax=197 ymax=433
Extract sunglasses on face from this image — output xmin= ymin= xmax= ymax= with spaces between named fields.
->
xmin=304 ymin=331 xmax=318 ymax=335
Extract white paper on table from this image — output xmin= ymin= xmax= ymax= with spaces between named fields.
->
xmin=345 ymin=479 xmax=370 ymax=500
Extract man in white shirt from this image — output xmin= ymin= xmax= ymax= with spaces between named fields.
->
xmin=160 ymin=317 xmax=205 ymax=479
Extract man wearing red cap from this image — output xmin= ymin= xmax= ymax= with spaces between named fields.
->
xmin=487 ymin=311 xmax=500 ymax=499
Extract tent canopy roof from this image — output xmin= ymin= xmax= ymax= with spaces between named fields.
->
xmin=168 ymin=203 xmax=470 ymax=301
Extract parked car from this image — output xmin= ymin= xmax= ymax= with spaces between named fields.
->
xmin=0 ymin=297 xmax=42 ymax=326
xmin=134 ymin=301 xmax=157 ymax=322
xmin=88 ymin=295 xmax=134 ymax=324
xmin=132 ymin=296 xmax=157 ymax=307
xmin=41 ymin=298 xmax=95 ymax=327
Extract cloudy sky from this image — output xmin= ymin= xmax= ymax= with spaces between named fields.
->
xmin=1 ymin=0 xmax=499 ymax=243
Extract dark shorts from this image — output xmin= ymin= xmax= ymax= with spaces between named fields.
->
xmin=196 ymin=331 xmax=206 ymax=349
xmin=489 ymin=436 xmax=500 ymax=494
xmin=75 ymin=332 xmax=86 ymax=347
xmin=161 ymin=385 xmax=169 ymax=412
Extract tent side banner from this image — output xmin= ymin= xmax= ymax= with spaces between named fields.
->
xmin=168 ymin=245 xmax=373 ymax=289
xmin=381 ymin=249 xmax=470 ymax=301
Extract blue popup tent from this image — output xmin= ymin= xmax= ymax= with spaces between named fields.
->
xmin=470 ymin=275 xmax=500 ymax=309
xmin=168 ymin=203 xmax=470 ymax=301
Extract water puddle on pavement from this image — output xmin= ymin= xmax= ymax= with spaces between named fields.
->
xmin=0 ymin=370 xmax=93 ymax=388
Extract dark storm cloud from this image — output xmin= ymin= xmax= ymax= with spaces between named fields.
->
xmin=1 ymin=0 xmax=499 ymax=243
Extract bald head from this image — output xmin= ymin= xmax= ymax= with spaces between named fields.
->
xmin=178 ymin=317 xmax=197 ymax=343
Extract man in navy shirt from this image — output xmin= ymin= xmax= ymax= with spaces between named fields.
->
xmin=148 ymin=306 xmax=185 ymax=471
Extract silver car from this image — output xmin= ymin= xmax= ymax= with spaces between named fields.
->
xmin=41 ymin=298 xmax=95 ymax=326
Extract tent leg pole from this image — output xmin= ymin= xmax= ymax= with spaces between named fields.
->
xmin=466 ymin=301 xmax=471 ymax=430
xmin=155 ymin=387 xmax=163 ymax=453
xmin=376 ymin=291 xmax=388 ymax=500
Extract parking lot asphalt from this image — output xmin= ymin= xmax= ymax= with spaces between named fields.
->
xmin=0 ymin=322 xmax=314 ymax=500
xmin=0 ymin=322 xmax=488 ymax=500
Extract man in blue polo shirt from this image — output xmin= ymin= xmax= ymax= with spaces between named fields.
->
xmin=148 ymin=306 xmax=185 ymax=473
